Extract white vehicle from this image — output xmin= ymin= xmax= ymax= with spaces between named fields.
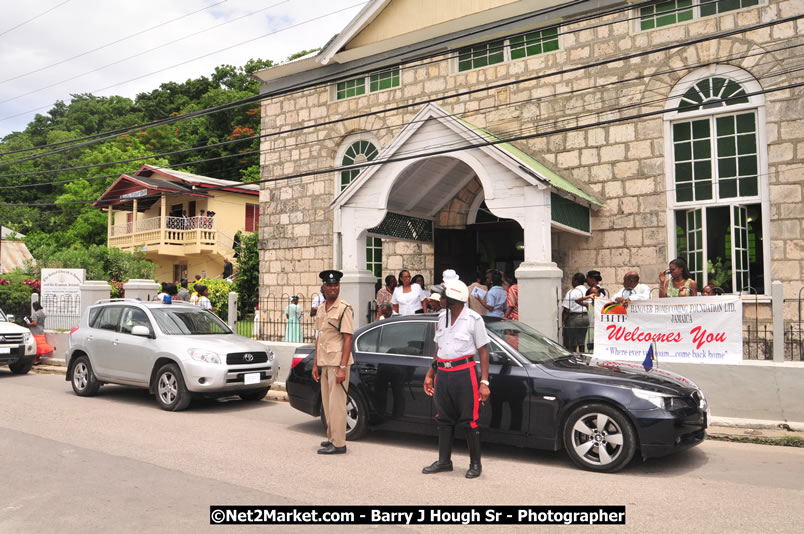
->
xmin=65 ymin=299 xmax=277 ymax=411
xmin=0 ymin=308 xmax=36 ymax=374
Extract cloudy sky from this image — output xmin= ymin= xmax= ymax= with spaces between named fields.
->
xmin=0 ymin=0 xmax=368 ymax=137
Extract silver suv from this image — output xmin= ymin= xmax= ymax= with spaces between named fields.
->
xmin=65 ymin=299 xmax=276 ymax=411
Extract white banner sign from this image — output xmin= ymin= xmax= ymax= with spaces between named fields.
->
xmin=593 ymin=296 xmax=743 ymax=365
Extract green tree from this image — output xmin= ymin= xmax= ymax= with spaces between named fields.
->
xmin=233 ymin=232 xmax=259 ymax=314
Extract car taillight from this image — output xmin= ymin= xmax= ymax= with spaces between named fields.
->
xmin=291 ymin=356 xmax=305 ymax=369
xmin=69 ymin=327 xmax=79 ymax=335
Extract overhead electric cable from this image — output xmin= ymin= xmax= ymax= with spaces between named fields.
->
xmin=0 ymin=0 xmax=293 ymax=105
xmin=0 ymin=0 xmax=709 ymax=159
xmin=1 ymin=43 xmax=801 ymax=188
xmin=3 ymin=79 xmax=800 ymax=208
xmin=0 ymin=0 xmax=229 ymax=86
xmin=0 ymin=1 xmax=367 ymax=121
xmin=0 ymin=0 xmax=661 ymax=158
xmin=0 ymin=0 xmax=72 ymax=39
xmin=1 ymin=13 xmax=800 ymax=180
xmin=2 ymin=6 xmax=799 ymax=174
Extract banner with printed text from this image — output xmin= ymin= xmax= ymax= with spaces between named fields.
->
xmin=592 ymin=296 xmax=742 ymax=364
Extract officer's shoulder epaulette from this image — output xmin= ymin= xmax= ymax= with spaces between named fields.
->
xmin=338 ymin=298 xmax=351 ymax=309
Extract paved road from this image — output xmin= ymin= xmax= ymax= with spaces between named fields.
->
xmin=2 ymin=371 xmax=803 ymax=533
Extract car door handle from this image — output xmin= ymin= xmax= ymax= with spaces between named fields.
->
xmin=357 ymin=364 xmax=377 ymax=375
xmin=113 ymin=338 xmax=119 ymax=345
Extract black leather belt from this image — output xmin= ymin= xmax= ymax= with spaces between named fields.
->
xmin=437 ymin=356 xmax=474 ymax=369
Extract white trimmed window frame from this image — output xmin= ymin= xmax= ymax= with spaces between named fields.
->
xmin=663 ymin=64 xmax=770 ymax=295
xmin=334 ymin=132 xmax=383 ymax=279
xmin=451 ymin=25 xmax=561 ymax=74
xmin=635 ymin=0 xmax=767 ymax=33
xmin=329 ymin=66 xmax=402 ymax=102
xmin=334 ymin=132 xmax=381 ymax=195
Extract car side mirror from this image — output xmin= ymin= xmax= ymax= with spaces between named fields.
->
xmin=490 ymin=351 xmax=510 ymax=365
xmin=131 ymin=325 xmax=151 ymax=337
xmin=6 ymin=314 xmax=15 ymax=323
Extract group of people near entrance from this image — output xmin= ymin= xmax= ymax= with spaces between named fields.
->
xmin=155 ymin=278 xmax=213 ymax=310
xmin=312 ymin=268 xmax=491 ymax=479
xmin=561 ymin=257 xmax=720 ymax=352
xmin=373 ymin=269 xmax=518 ymax=321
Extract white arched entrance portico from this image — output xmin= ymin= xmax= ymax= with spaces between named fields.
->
xmin=331 ymin=103 xmax=600 ymax=339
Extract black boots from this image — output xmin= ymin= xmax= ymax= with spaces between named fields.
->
xmin=422 ymin=426 xmax=454 ymax=473
xmin=465 ymin=428 xmax=482 ymax=479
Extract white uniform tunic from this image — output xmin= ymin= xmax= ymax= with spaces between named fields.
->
xmin=434 ymin=305 xmax=490 ymax=360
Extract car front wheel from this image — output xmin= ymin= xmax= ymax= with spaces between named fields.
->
xmin=320 ymin=388 xmax=368 ymax=441
xmin=70 ymin=355 xmax=100 ymax=396
xmin=239 ymin=388 xmax=270 ymax=401
xmin=154 ymin=363 xmax=192 ymax=411
xmin=9 ymin=355 xmax=34 ymax=375
xmin=563 ymin=403 xmax=636 ymax=473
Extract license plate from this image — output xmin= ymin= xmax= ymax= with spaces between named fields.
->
xmin=0 ymin=347 xmax=10 ymax=354
xmin=243 ymin=372 xmax=260 ymax=385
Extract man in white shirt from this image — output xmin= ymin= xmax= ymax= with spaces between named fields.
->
xmin=310 ymin=285 xmax=325 ymax=317
xmin=612 ymin=272 xmax=651 ymax=308
xmin=422 ymin=279 xmax=490 ymax=479
xmin=561 ymin=273 xmax=589 ymax=352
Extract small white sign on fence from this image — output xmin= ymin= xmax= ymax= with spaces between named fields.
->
xmin=41 ymin=268 xmax=85 ymax=329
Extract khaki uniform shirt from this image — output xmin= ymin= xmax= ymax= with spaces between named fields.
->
xmin=314 ymin=298 xmax=354 ymax=366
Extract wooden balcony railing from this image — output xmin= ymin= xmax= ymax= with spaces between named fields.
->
xmin=109 ymin=215 xmax=218 ymax=251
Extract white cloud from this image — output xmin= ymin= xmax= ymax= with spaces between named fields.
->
xmin=0 ymin=0 xmax=367 ymax=137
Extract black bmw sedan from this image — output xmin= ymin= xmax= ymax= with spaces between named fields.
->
xmin=287 ymin=315 xmax=708 ymax=473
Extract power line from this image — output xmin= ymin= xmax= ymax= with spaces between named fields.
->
xmin=0 ymin=1 xmax=367 ymax=122
xmin=0 ymin=0 xmax=72 ymax=39
xmin=3 ymin=80 xmax=800 ymax=208
xmin=0 ymin=0 xmax=654 ymax=160
xmin=0 ymin=0 xmax=229 ymax=86
xmin=2 ymin=41 xmax=802 ymax=190
xmin=0 ymin=0 xmax=294 ymax=105
xmin=1 ymin=11 xmax=800 ymax=181
xmin=5 ymin=6 xmax=802 ymax=177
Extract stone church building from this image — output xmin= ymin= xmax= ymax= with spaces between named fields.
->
xmin=253 ymin=0 xmax=803 ymax=344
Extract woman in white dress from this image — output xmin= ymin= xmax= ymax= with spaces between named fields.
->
xmin=391 ymin=270 xmax=426 ymax=315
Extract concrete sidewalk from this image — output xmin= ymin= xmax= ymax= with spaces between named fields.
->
xmin=33 ymin=355 xmax=803 ymax=440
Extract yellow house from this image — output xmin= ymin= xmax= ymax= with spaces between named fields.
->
xmin=94 ymin=165 xmax=259 ymax=282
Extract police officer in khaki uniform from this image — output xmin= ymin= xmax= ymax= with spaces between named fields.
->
xmin=422 ymin=278 xmax=491 ymax=478
xmin=313 ymin=270 xmax=354 ymax=454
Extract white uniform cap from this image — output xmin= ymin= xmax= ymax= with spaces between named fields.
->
xmin=442 ymin=269 xmax=459 ymax=282
xmin=443 ymin=279 xmax=469 ymax=303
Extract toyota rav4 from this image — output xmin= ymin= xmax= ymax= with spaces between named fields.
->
xmin=65 ymin=299 xmax=277 ymax=411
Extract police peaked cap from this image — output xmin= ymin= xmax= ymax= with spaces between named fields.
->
xmin=319 ymin=270 xmax=343 ymax=284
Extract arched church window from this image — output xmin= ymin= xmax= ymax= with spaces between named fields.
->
xmin=340 ymin=139 xmax=379 ymax=191
xmin=665 ymin=67 xmax=767 ymax=294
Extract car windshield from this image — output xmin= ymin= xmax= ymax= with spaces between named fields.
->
xmin=151 ymin=307 xmax=232 ymax=335
xmin=486 ymin=320 xmax=573 ymax=363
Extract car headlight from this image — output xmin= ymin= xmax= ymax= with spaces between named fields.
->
xmin=632 ymin=388 xmax=681 ymax=410
xmin=23 ymin=332 xmax=33 ymax=344
xmin=188 ymin=348 xmax=222 ymax=365
xmin=267 ymin=350 xmax=275 ymax=363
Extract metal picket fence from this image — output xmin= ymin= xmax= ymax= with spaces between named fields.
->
xmin=38 ymin=293 xmax=81 ymax=330
xmin=235 ymin=294 xmax=321 ymax=343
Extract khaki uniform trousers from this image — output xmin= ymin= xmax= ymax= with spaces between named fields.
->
xmin=320 ymin=365 xmax=351 ymax=447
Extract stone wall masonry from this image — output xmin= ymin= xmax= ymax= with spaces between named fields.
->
xmin=259 ymin=0 xmax=804 ymax=323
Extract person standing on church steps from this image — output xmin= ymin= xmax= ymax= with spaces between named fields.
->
xmin=422 ymin=278 xmax=490 ymax=479
xmin=312 ymin=270 xmax=354 ymax=455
